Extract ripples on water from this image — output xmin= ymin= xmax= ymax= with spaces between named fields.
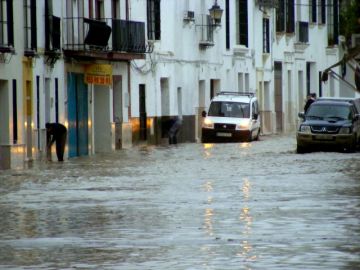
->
xmin=0 ymin=136 xmax=359 ymax=269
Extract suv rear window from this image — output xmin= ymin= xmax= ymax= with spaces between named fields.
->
xmin=208 ymin=101 xmax=250 ymax=118
xmin=307 ymin=104 xmax=352 ymax=120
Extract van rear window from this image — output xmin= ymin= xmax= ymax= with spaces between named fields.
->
xmin=208 ymin=101 xmax=250 ymax=118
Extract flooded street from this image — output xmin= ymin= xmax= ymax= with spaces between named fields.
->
xmin=0 ymin=135 xmax=359 ymax=270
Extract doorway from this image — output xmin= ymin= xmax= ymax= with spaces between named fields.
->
xmin=139 ymin=84 xmax=147 ymax=141
xmin=274 ymin=62 xmax=283 ymax=133
xmin=113 ymin=75 xmax=122 ymax=149
xmin=67 ymin=73 xmax=88 ymax=158
xmin=197 ymin=80 xmax=205 ymax=141
xmin=0 ymin=80 xmax=9 ymax=144
xmin=25 ymin=80 xmax=33 ymax=160
xmin=94 ymin=85 xmax=111 ymax=153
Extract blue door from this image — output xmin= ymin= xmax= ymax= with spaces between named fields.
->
xmin=67 ymin=73 xmax=88 ymax=158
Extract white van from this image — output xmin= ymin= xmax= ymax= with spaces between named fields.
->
xmin=201 ymin=92 xmax=261 ymax=143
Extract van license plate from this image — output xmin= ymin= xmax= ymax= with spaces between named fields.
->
xmin=217 ymin=132 xmax=232 ymax=137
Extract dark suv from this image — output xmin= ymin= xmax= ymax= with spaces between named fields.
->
xmin=297 ymin=99 xmax=360 ymax=153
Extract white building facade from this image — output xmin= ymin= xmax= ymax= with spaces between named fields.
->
xmin=1 ymin=0 xmax=356 ymax=169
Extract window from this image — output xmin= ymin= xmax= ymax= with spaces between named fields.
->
xmin=263 ymin=18 xmax=270 ymax=53
xmin=237 ymin=0 xmax=248 ymax=46
xmin=310 ymin=0 xmax=317 ymax=23
xmin=112 ymin=0 xmax=120 ymax=19
xmin=225 ymin=0 xmax=230 ymax=50
xmin=286 ymin=0 xmax=295 ymax=33
xmin=45 ymin=0 xmax=61 ymax=51
xmin=147 ymin=0 xmax=161 ymax=40
xmin=276 ymin=0 xmax=294 ymax=33
xmin=327 ymin=0 xmax=339 ymax=46
xmin=276 ymin=0 xmax=285 ymax=32
xmin=0 ymin=0 xmax=14 ymax=48
xmin=298 ymin=21 xmax=309 ymax=43
xmin=319 ymin=0 xmax=326 ymax=24
xmin=24 ymin=0 xmax=37 ymax=53
xmin=95 ymin=0 xmax=105 ymax=20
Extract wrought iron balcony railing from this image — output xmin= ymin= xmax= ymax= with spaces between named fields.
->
xmin=63 ymin=17 xmax=152 ymax=54
xmin=196 ymin=14 xmax=214 ymax=49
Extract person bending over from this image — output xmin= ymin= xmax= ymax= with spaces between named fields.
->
xmin=46 ymin=122 xmax=67 ymax=161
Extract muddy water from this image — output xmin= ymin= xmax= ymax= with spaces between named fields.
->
xmin=0 ymin=135 xmax=359 ymax=269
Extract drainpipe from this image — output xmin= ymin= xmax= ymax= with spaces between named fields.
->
xmin=126 ymin=0 xmax=131 ymax=120
xmin=126 ymin=0 xmax=129 ymax=19
xmin=128 ymin=62 xmax=131 ymax=120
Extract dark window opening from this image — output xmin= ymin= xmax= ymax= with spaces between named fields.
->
xmin=319 ymin=71 xmax=323 ymax=97
xmin=310 ymin=0 xmax=317 ymax=23
xmin=276 ymin=0 xmax=294 ymax=33
xmin=306 ymin=62 xmax=311 ymax=96
xmin=286 ymin=0 xmax=295 ymax=33
xmin=225 ymin=0 xmax=230 ymax=50
xmin=238 ymin=0 xmax=248 ymax=46
xmin=0 ymin=0 xmax=14 ymax=49
xmin=45 ymin=0 xmax=61 ymax=52
xmin=36 ymin=76 xmax=40 ymax=149
xmin=12 ymin=79 xmax=17 ymax=143
xmin=298 ymin=21 xmax=309 ymax=43
xmin=95 ymin=0 xmax=105 ymax=20
xmin=112 ymin=0 xmax=119 ymax=19
xmin=320 ymin=0 xmax=326 ymax=24
xmin=147 ymin=0 xmax=161 ymax=40
xmin=263 ymin=18 xmax=270 ymax=53
xmin=24 ymin=0 xmax=37 ymax=53
xmin=327 ymin=0 xmax=339 ymax=46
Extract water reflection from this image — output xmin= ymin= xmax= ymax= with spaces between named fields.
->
xmin=202 ymin=181 xmax=214 ymax=237
xmin=204 ymin=207 xmax=214 ymax=237
xmin=239 ymin=142 xmax=251 ymax=148
xmin=202 ymin=143 xmax=214 ymax=158
xmin=238 ymin=178 xmax=257 ymax=262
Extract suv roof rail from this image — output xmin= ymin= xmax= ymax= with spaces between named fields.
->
xmin=218 ymin=91 xmax=255 ymax=98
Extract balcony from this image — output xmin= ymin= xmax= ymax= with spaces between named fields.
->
xmin=63 ymin=17 xmax=152 ymax=62
xmin=44 ymin=11 xmax=61 ymax=66
xmin=196 ymin=15 xmax=214 ymax=49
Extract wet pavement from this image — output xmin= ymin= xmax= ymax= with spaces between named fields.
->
xmin=0 ymin=135 xmax=359 ymax=270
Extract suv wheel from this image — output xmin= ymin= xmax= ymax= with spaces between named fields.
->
xmin=344 ymin=136 xmax=356 ymax=153
xmin=296 ymin=144 xmax=308 ymax=154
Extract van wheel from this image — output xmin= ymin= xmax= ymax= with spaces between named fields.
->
xmin=254 ymin=129 xmax=260 ymax=141
xmin=246 ymin=131 xmax=252 ymax=142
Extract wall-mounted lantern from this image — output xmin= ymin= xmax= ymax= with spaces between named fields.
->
xmin=209 ymin=0 xmax=223 ymax=26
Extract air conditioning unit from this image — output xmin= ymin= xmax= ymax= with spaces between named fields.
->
xmin=183 ymin=11 xmax=195 ymax=22
xmin=351 ymin=34 xmax=360 ymax=47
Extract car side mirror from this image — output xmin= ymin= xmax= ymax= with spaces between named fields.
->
xmin=354 ymin=114 xmax=360 ymax=121
xmin=202 ymin=111 xmax=207 ymax=117
xmin=253 ymin=113 xmax=258 ymax=120
xmin=298 ymin=112 xmax=305 ymax=119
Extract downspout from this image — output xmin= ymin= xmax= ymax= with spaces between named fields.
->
xmin=126 ymin=0 xmax=131 ymax=120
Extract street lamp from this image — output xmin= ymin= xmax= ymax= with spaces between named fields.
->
xmin=209 ymin=0 xmax=223 ymax=26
